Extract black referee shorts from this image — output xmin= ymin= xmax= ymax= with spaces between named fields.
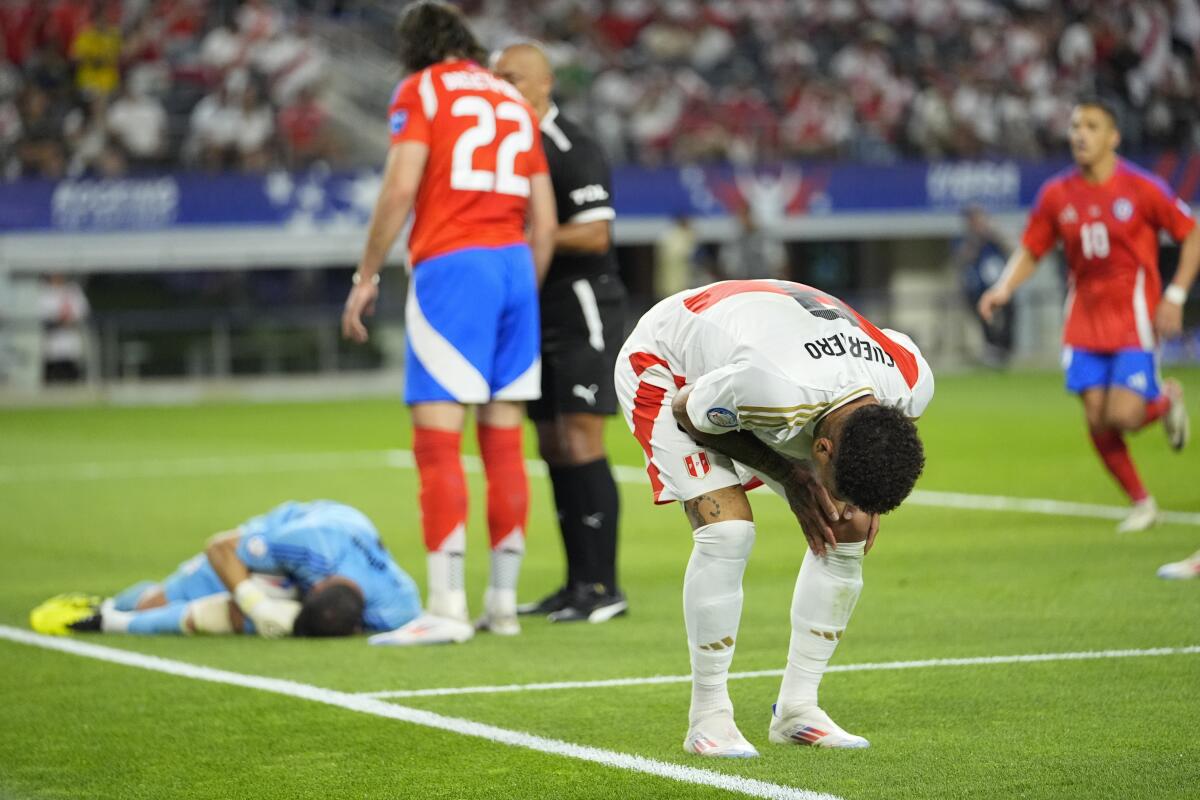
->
xmin=528 ymin=273 xmax=626 ymax=422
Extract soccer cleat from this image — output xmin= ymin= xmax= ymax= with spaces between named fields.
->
xmin=769 ymin=704 xmax=870 ymax=749
xmin=516 ymin=585 xmax=573 ymax=616
xmin=1116 ymin=497 xmax=1159 ymax=533
xmin=29 ymin=593 xmax=102 ymax=636
xmin=475 ymin=588 xmax=521 ymax=636
xmin=1162 ymin=379 xmax=1190 ymax=452
xmin=547 ymin=585 xmax=628 ymax=624
xmin=1157 ymin=550 xmax=1200 ymax=580
xmin=367 ymin=613 xmax=475 ymax=646
xmin=683 ymin=712 xmax=759 ymax=758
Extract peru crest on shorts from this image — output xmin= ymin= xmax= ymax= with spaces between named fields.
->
xmin=684 ymin=451 xmax=710 ymax=478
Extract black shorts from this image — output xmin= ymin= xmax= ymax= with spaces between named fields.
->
xmin=528 ymin=273 xmax=626 ymax=421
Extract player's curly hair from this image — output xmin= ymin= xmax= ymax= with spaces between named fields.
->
xmin=396 ymin=1 xmax=487 ymax=74
xmin=833 ymin=404 xmax=925 ymax=515
xmin=293 ymin=583 xmax=364 ymax=637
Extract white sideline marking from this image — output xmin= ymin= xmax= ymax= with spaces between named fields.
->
xmin=2 ymin=448 xmax=1198 ymax=526
xmin=0 ymin=625 xmax=838 ymax=800
xmin=356 ymin=645 xmax=1200 ymax=699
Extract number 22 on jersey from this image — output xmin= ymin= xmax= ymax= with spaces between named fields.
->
xmin=450 ymin=97 xmax=533 ymax=197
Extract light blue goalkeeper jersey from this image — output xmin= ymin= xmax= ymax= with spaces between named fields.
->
xmin=236 ymin=500 xmax=420 ymax=632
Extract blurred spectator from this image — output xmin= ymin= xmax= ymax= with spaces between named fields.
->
xmin=70 ymin=2 xmax=122 ymax=99
xmin=654 ymin=215 xmax=697 ymax=299
xmin=720 ymin=205 xmax=786 ymax=279
xmin=14 ymin=85 xmax=66 ymax=178
xmin=954 ymin=206 xmax=1014 ymax=367
xmin=106 ymin=73 xmax=166 ymax=168
xmin=39 ymin=273 xmax=90 ymax=383
xmin=233 ymin=79 xmax=273 ymax=171
xmin=278 ymin=86 xmax=332 ymax=169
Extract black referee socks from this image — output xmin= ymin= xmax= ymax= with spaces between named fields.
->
xmin=548 ymin=458 xmax=620 ymax=593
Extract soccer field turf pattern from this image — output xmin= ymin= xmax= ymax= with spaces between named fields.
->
xmin=1 ymin=370 xmax=1198 ymax=799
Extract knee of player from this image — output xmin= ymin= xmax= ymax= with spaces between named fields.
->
xmin=1102 ymin=407 xmax=1142 ymax=432
xmin=691 ymin=518 xmax=756 ymax=560
xmin=832 ymin=508 xmax=873 ymax=544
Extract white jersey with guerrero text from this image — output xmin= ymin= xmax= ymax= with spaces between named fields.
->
xmin=634 ymin=280 xmax=934 ymax=461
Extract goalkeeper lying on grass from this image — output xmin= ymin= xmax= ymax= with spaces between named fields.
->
xmin=31 ymin=501 xmax=422 ymax=638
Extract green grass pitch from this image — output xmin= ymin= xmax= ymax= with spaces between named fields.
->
xmin=1 ymin=370 xmax=1198 ymax=799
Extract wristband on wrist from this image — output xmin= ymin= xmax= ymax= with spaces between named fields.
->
xmin=352 ymin=271 xmax=380 ymax=286
xmin=1164 ymin=284 xmax=1188 ymax=305
xmin=233 ymin=579 xmax=266 ymax=613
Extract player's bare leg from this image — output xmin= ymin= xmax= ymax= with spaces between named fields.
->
xmin=770 ymin=507 xmax=872 ymax=749
xmin=1081 ymin=389 xmax=1158 ymax=532
xmin=680 ymin=484 xmax=759 ymax=758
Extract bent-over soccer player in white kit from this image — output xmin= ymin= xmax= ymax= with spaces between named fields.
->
xmin=615 ymin=279 xmax=934 ymax=757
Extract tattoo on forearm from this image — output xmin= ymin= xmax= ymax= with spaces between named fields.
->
xmin=685 ymin=494 xmax=722 ymax=527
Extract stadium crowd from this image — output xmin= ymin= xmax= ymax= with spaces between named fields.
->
xmin=469 ymin=0 xmax=1200 ymax=165
xmin=0 ymin=0 xmax=337 ymax=180
xmin=4 ymin=0 xmax=1200 ymax=179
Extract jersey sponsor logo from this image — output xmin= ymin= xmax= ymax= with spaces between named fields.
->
xmin=1112 ymin=198 xmax=1134 ymax=221
xmin=570 ymin=184 xmax=609 ymax=205
xmin=706 ymin=407 xmax=738 ymax=428
xmin=1060 ymin=204 xmax=1078 ymax=224
xmin=389 ymin=109 xmax=408 ymax=135
xmin=246 ymin=535 xmax=268 ymax=559
xmin=684 ymin=451 xmax=711 ymax=478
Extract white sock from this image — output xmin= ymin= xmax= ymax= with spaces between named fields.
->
xmin=489 ymin=527 xmax=525 ymax=595
xmin=776 ymin=541 xmax=865 ymax=717
xmin=683 ymin=519 xmax=756 ymax=724
xmin=100 ymin=609 xmax=132 ymax=633
xmin=426 ymin=523 xmax=467 ymax=621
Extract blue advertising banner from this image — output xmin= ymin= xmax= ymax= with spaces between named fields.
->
xmin=2 ymin=154 xmax=1197 ymax=235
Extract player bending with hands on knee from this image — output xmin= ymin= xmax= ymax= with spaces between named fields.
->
xmin=616 ymin=279 xmax=932 ymax=757
xmin=31 ymin=501 xmax=422 ymax=639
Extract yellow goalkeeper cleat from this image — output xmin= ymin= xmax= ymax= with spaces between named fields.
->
xmin=30 ymin=593 xmax=102 ymax=636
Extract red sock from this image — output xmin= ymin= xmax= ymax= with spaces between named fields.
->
xmin=477 ymin=424 xmax=528 ymax=549
xmin=413 ymin=427 xmax=467 ymax=552
xmin=1089 ymin=428 xmax=1148 ymax=502
xmin=1138 ymin=395 xmax=1170 ymax=430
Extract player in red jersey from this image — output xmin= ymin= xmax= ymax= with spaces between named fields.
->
xmin=341 ymin=1 xmax=557 ymax=644
xmin=980 ymin=99 xmax=1199 ymax=532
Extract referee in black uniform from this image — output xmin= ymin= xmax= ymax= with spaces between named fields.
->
xmin=495 ymin=43 xmax=627 ymax=623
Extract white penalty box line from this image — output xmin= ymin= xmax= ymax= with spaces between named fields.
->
xmin=0 ymin=625 xmax=838 ymax=800
xmin=2 ymin=448 xmax=1199 ymax=527
xmin=355 ymin=644 xmax=1200 ymax=700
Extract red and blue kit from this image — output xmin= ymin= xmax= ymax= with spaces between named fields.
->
xmin=1022 ymin=158 xmax=1195 ymax=398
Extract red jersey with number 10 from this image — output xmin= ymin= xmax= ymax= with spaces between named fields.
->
xmin=387 ymin=59 xmax=549 ymax=266
xmin=1022 ymin=158 xmax=1195 ymax=351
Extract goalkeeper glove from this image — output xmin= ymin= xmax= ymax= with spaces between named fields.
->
xmin=234 ymin=580 xmax=301 ymax=638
